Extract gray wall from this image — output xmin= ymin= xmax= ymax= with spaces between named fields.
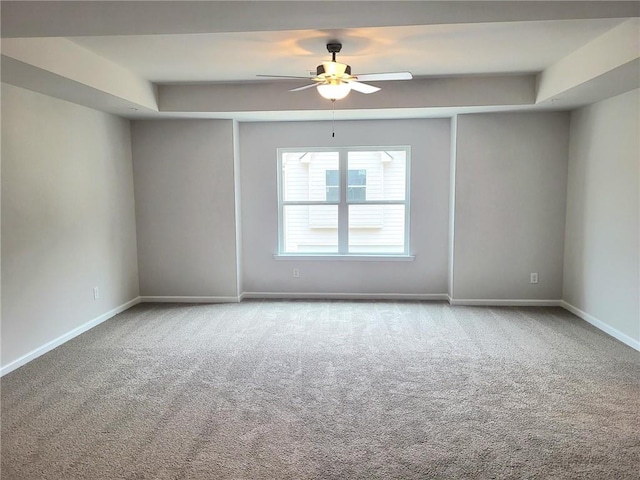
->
xmin=564 ymin=89 xmax=639 ymax=342
xmin=452 ymin=112 xmax=570 ymax=300
xmin=131 ymin=120 xmax=240 ymax=299
xmin=239 ymin=119 xmax=451 ymax=296
xmin=1 ymin=83 xmax=139 ymax=367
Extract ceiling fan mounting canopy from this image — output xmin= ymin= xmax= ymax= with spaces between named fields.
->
xmin=326 ymin=42 xmax=343 ymax=55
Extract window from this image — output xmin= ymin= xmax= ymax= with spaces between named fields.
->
xmin=325 ymin=170 xmax=339 ymax=201
xmin=326 ymin=169 xmax=366 ymax=202
xmin=278 ymin=146 xmax=410 ymax=256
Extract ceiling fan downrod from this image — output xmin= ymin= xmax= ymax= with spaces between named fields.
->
xmin=326 ymin=42 xmax=342 ymax=62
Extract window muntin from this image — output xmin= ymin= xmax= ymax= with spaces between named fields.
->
xmin=278 ymin=146 xmax=410 ymax=256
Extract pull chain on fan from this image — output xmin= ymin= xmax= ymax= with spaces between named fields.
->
xmin=332 ymin=100 xmax=336 ymax=138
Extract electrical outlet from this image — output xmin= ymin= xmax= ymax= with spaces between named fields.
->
xmin=93 ymin=287 xmax=100 ymax=299
xmin=293 ymin=268 xmax=300 ymax=278
xmin=530 ymin=273 xmax=538 ymax=284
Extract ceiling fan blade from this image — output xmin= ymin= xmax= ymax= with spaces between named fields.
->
xmin=354 ymin=72 xmax=413 ymax=82
xmin=346 ymin=81 xmax=381 ymax=94
xmin=289 ymin=83 xmax=320 ymax=92
xmin=257 ymin=74 xmax=313 ymax=80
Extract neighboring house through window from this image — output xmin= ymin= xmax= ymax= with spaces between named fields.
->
xmin=278 ymin=146 xmax=410 ymax=255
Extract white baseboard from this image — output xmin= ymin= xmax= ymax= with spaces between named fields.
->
xmin=241 ymin=292 xmax=449 ymax=301
xmin=449 ymin=298 xmax=562 ymax=307
xmin=560 ymin=301 xmax=640 ymax=351
xmin=1 ymin=296 xmax=142 ymax=377
xmin=139 ymin=296 xmax=241 ymax=303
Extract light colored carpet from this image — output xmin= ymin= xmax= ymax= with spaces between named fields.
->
xmin=2 ymin=300 xmax=639 ymax=479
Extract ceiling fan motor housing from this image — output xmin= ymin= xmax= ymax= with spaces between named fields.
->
xmin=316 ymin=63 xmax=351 ymax=77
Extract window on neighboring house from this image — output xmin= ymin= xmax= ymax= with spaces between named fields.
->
xmin=278 ymin=146 xmax=410 ymax=255
xmin=347 ymin=169 xmax=367 ymax=201
xmin=325 ymin=170 xmax=339 ymax=202
xmin=326 ymin=169 xmax=366 ymax=202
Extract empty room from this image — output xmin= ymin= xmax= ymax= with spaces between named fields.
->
xmin=1 ymin=1 xmax=639 ymax=478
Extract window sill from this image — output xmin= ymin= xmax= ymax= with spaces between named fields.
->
xmin=273 ymin=254 xmax=415 ymax=262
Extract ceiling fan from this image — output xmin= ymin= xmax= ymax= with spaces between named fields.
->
xmin=258 ymin=42 xmax=413 ymax=101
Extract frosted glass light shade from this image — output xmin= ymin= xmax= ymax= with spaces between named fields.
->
xmin=317 ymin=83 xmax=351 ymax=100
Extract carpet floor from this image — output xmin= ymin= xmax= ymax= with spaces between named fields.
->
xmin=2 ymin=301 xmax=639 ymax=479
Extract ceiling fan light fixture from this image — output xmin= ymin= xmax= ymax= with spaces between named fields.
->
xmin=317 ymin=82 xmax=351 ymax=100
xmin=259 ymin=42 xmax=412 ymax=101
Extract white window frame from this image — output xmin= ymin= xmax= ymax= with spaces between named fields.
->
xmin=276 ymin=146 xmax=412 ymax=258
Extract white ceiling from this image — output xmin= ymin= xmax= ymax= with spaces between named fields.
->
xmin=1 ymin=1 xmax=638 ymax=120
xmin=70 ymin=19 xmax=624 ymax=82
